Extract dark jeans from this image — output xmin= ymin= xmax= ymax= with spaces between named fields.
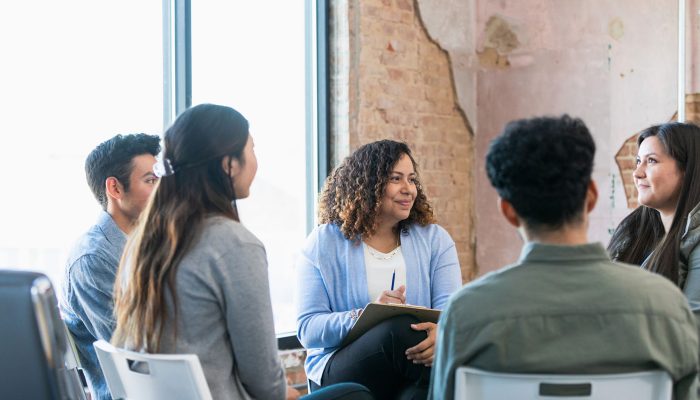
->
xmin=310 ymin=315 xmax=431 ymax=400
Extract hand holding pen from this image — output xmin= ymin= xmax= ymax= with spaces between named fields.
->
xmin=375 ymin=268 xmax=406 ymax=304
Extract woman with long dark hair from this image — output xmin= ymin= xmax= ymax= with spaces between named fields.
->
xmin=296 ymin=140 xmax=462 ymax=399
xmin=112 ymin=104 xmax=372 ymax=400
xmin=608 ymin=122 xmax=700 ymax=303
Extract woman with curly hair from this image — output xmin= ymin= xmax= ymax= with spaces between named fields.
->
xmin=296 ymin=140 xmax=462 ymax=399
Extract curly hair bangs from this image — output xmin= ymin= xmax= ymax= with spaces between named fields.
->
xmin=318 ymin=140 xmax=435 ymax=240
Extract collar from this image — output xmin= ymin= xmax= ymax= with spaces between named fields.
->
xmin=96 ymin=210 xmax=127 ymax=249
xmin=518 ymin=242 xmax=611 ymax=264
xmin=682 ymin=202 xmax=700 ymax=238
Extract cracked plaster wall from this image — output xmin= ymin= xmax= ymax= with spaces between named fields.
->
xmin=417 ymin=0 xmax=692 ymax=275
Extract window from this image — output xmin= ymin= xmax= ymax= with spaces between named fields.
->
xmin=190 ymin=1 xmax=316 ymax=333
xmin=0 ymin=1 xmax=163 ymax=288
xmin=1 ymin=1 xmax=324 ymax=335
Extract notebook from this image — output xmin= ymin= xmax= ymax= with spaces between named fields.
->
xmin=341 ymin=302 xmax=440 ymax=346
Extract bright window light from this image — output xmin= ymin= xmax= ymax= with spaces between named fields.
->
xmin=0 ymin=1 xmax=163 ymax=288
xmin=191 ymin=1 xmax=309 ymax=334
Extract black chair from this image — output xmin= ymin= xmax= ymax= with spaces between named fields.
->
xmin=0 ymin=270 xmax=87 ymax=400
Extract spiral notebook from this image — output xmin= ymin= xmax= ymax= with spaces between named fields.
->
xmin=341 ymin=302 xmax=441 ymax=346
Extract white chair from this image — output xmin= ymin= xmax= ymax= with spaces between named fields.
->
xmin=454 ymin=367 xmax=673 ymax=400
xmin=93 ymin=340 xmax=212 ymax=400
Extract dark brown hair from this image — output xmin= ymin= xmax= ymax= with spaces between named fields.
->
xmin=608 ymin=122 xmax=700 ymax=286
xmin=112 ymin=104 xmax=249 ymax=352
xmin=318 ymin=139 xmax=435 ymax=240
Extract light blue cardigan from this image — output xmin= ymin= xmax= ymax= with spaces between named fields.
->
xmin=295 ymin=223 xmax=462 ymax=384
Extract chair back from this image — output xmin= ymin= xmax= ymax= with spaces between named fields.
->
xmin=0 ymin=269 xmax=87 ymax=400
xmin=454 ymin=367 xmax=672 ymax=400
xmin=62 ymin=322 xmax=90 ymax=398
xmin=93 ymin=339 xmax=213 ymax=400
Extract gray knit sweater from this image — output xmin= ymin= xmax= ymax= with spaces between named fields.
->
xmin=158 ymin=216 xmax=286 ymax=400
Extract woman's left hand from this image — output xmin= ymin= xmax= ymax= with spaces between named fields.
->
xmin=405 ymin=322 xmax=437 ymax=366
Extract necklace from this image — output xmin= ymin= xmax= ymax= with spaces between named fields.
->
xmin=366 ymin=241 xmax=401 ymax=261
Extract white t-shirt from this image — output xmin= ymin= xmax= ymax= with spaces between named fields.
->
xmin=363 ymin=242 xmax=407 ymax=301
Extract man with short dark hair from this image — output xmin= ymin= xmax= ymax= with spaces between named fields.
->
xmin=59 ymin=133 xmax=160 ymax=400
xmin=429 ymin=115 xmax=699 ymax=400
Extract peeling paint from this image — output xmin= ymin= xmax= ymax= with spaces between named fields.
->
xmin=483 ymin=15 xmax=519 ymax=54
xmin=477 ymin=47 xmax=510 ymax=68
xmin=609 ymin=172 xmax=616 ymax=208
xmin=609 ymin=18 xmax=624 ymax=40
xmin=478 ymin=15 xmax=519 ymax=69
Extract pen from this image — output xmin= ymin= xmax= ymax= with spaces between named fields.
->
xmin=390 ymin=268 xmax=396 ymax=291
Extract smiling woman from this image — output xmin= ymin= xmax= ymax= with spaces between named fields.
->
xmin=295 ymin=140 xmax=462 ymax=399
xmin=634 ymin=136 xmax=684 ymax=218
xmin=608 ymin=122 xmax=700 ymax=303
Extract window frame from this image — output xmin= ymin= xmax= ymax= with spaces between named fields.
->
xmin=163 ymin=0 xmax=330 ymax=336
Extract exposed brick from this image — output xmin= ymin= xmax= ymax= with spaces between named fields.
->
xmin=617 ymin=158 xmax=636 ymax=171
xmin=387 ymin=67 xmax=407 ymax=82
xmin=341 ymin=0 xmax=475 ymax=280
xmin=687 ymin=92 xmax=700 ymax=124
xmin=396 ymin=0 xmax=413 ymax=11
xmin=400 ymin=11 xmax=415 ymax=24
xmin=378 ymin=7 xmax=403 ymax=23
xmin=614 ymin=134 xmax=641 ymax=209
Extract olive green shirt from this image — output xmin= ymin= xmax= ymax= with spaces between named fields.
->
xmin=429 ymin=243 xmax=699 ymax=400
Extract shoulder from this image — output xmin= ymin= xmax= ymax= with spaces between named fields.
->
xmin=446 ymin=258 xmax=690 ymax=324
xmin=66 ymin=224 xmax=121 ymax=277
xmin=304 ymin=223 xmax=348 ymax=248
xmin=182 ymin=216 xmax=266 ymax=267
xmin=686 ymin=203 xmax=700 ymax=232
xmin=180 ymin=217 xmax=268 ymax=281
xmin=404 ymin=223 xmax=455 ymax=251
xmin=66 ymin=253 xmax=116 ymax=282
xmin=312 ymin=223 xmax=344 ymax=239
xmin=605 ymin=260 xmax=684 ymax=295
xmin=681 ymin=205 xmax=700 ymax=257
xmin=601 ymin=261 xmax=693 ymax=323
xmin=68 ymin=223 xmax=119 ymax=261
xmin=407 ymin=223 xmax=452 ymax=238
xmin=445 ymin=263 xmax=516 ymax=309
xmin=200 ymin=216 xmax=263 ymax=249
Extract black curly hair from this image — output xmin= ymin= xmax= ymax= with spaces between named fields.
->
xmin=485 ymin=114 xmax=595 ymax=230
xmin=318 ymin=139 xmax=435 ymax=240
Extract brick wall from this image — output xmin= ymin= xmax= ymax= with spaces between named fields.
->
xmin=337 ymin=0 xmax=476 ymax=281
xmin=614 ymin=135 xmax=640 ymax=209
xmin=614 ymin=93 xmax=700 ymax=209
xmin=688 ymin=93 xmax=700 ymax=124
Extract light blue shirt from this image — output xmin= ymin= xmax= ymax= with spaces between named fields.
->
xmin=59 ymin=211 xmax=125 ymax=400
xmin=295 ymin=223 xmax=462 ymax=384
